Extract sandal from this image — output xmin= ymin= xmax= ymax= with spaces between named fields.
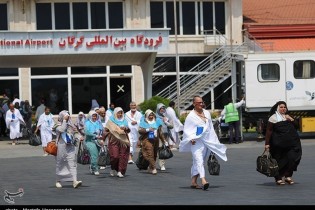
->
xmin=285 ymin=177 xmax=295 ymax=185
xmin=276 ymin=180 xmax=285 ymax=185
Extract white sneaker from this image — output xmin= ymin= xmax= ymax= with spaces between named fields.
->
xmin=100 ymin=166 xmax=106 ymax=170
xmin=117 ymin=172 xmax=124 ymax=178
xmin=94 ymin=171 xmax=100 ymax=176
xmin=161 ymin=166 xmax=166 ymax=171
xmin=43 ymin=153 xmax=48 ymax=156
xmin=12 ymin=142 xmax=16 ymax=146
xmin=152 ymin=169 xmax=157 ymax=175
xmin=73 ymin=181 xmax=82 ymax=188
xmin=110 ymin=170 xmax=117 ymax=177
xmin=128 ymin=160 xmax=134 ymax=164
xmin=56 ymin=182 xmax=62 ymax=188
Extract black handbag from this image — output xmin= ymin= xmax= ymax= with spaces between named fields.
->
xmin=256 ymin=149 xmax=279 ymax=177
xmin=29 ymin=133 xmax=42 ymax=146
xmin=207 ymin=152 xmax=220 ymax=175
xmin=97 ymin=145 xmax=110 ymax=166
xmin=77 ymin=141 xmax=90 ymax=165
xmin=136 ymin=149 xmax=150 ymax=170
xmin=158 ymin=144 xmax=174 ymax=159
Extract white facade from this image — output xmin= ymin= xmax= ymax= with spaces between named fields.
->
xmin=0 ymin=0 xmax=243 ymax=114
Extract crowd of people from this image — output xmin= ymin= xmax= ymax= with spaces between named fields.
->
xmin=0 ymin=94 xmax=302 ymax=190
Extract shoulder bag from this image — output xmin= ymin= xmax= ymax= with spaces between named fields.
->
xmin=97 ymin=145 xmax=110 ymax=166
xmin=158 ymin=144 xmax=174 ymax=159
xmin=207 ymin=152 xmax=220 ymax=175
xmin=256 ymin=149 xmax=279 ymax=177
xmin=77 ymin=141 xmax=91 ymax=165
xmin=45 ymin=141 xmax=57 ymax=156
xmin=136 ymin=148 xmax=150 ymax=170
xmin=29 ymin=133 xmax=42 ymax=146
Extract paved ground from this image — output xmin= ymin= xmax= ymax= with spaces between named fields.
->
xmin=0 ymin=133 xmax=315 ymax=207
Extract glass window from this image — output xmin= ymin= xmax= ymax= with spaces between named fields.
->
xmin=108 ymin=2 xmax=123 ymax=28
xmin=0 ymin=80 xmax=19 ymax=101
xmin=31 ymin=79 xmax=68 ymax=115
xmin=293 ymin=60 xmax=315 ymax=79
xmin=202 ymin=2 xmax=213 ymax=34
xmin=154 ymin=57 xmax=175 ymax=73
xmin=55 ymin=3 xmax=70 ymax=30
xmin=151 ymin=2 xmax=164 ymax=28
xmin=110 ymin=78 xmax=131 ymax=111
xmin=31 ymin=67 xmax=67 ymax=76
xmin=257 ymin=64 xmax=280 ymax=82
xmin=73 ymin=2 xmax=88 ymax=29
xmin=36 ymin=3 xmax=52 ymax=30
xmin=71 ymin=67 xmax=107 ymax=74
xmin=180 ymin=56 xmax=207 ymax=72
xmin=91 ymin=2 xmax=106 ymax=29
xmin=0 ymin=4 xmax=8 ymax=30
xmin=110 ymin=66 xmax=131 ymax=74
xmin=165 ymin=2 xmax=179 ymax=35
xmin=72 ymin=77 xmax=107 ymax=114
xmin=152 ymin=75 xmax=176 ymax=96
xmin=182 ymin=2 xmax=195 ymax=35
xmin=0 ymin=68 xmax=18 ymax=76
xmin=215 ymin=2 xmax=225 ymax=34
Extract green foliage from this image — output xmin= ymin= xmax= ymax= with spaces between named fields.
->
xmin=138 ymin=96 xmax=170 ymax=113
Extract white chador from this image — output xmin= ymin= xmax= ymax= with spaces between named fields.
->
xmin=5 ymin=108 xmax=25 ymax=139
xmin=125 ymin=110 xmax=143 ymax=154
xmin=37 ymin=112 xmax=55 ymax=147
xmin=179 ymin=110 xmax=227 ymax=178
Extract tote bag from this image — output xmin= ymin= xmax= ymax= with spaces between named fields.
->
xmin=136 ymin=149 xmax=150 ymax=170
xmin=97 ymin=145 xmax=110 ymax=166
xmin=256 ymin=149 xmax=279 ymax=177
xmin=207 ymin=152 xmax=220 ymax=175
xmin=77 ymin=141 xmax=90 ymax=165
xmin=158 ymin=144 xmax=174 ymax=159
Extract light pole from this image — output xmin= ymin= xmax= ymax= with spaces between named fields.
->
xmin=174 ymin=0 xmax=181 ymax=115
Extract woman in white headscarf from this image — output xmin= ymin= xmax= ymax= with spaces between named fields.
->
xmin=264 ymin=101 xmax=302 ymax=185
xmin=84 ymin=110 xmax=104 ymax=176
xmin=54 ymin=110 xmax=83 ymax=189
xmin=104 ymin=107 xmax=130 ymax=178
xmin=138 ymin=109 xmax=166 ymax=175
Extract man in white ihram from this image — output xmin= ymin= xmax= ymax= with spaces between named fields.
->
xmin=35 ymin=107 xmax=55 ymax=156
xmin=125 ymin=101 xmax=143 ymax=164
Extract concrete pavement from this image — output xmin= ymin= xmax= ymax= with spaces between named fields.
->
xmin=0 ymin=134 xmax=315 ymax=206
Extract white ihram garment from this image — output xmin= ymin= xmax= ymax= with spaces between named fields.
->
xmin=179 ymin=109 xmax=227 ymax=178
xmin=5 ymin=108 xmax=25 ymax=139
xmin=37 ymin=113 xmax=55 ymax=147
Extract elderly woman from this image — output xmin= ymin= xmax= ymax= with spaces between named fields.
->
xmin=264 ymin=101 xmax=302 ymax=185
xmin=155 ymin=103 xmax=173 ymax=171
xmin=138 ymin=109 xmax=166 ymax=175
xmin=104 ymin=107 xmax=130 ymax=178
xmin=75 ymin=111 xmax=86 ymax=136
xmin=84 ymin=110 xmax=104 ymax=176
xmin=54 ymin=110 xmax=83 ymax=189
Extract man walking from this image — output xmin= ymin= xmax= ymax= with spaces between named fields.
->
xmin=125 ymin=101 xmax=143 ymax=164
xmin=220 ymin=97 xmax=245 ymax=144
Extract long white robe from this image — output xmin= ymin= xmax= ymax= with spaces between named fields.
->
xmin=125 ymin=110 xmax=143 ymax=154
xmin=37 ymin=113 xmax=55 ymax=147
xmin=179 ymin=109 xmax=227 ymax=178
xmin=166 ymin=107 xmax=183 ymax=144
xmin=5 ymin=108 xmax=25 ymax=139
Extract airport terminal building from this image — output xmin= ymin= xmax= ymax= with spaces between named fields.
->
xmin=0 ymin=0 xmax=242 ymax=114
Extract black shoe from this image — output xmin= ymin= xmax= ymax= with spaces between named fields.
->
xmin=235 ymin=142 xmax=239 ymax=144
